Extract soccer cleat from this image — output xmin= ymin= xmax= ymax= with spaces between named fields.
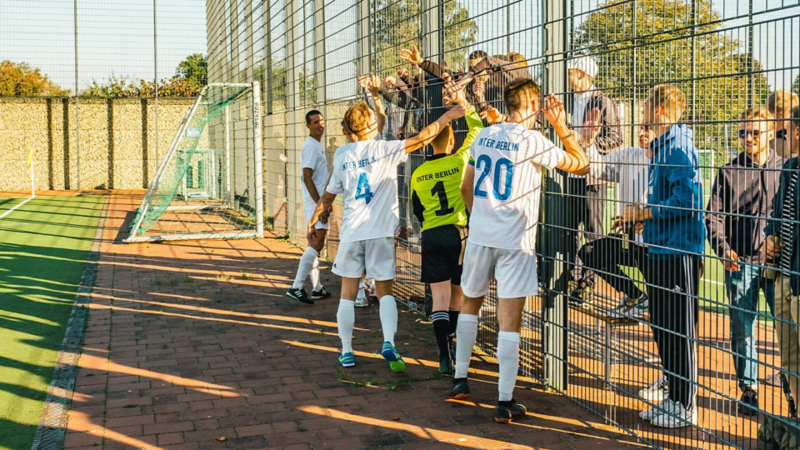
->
xmin=447 ymin=378 xmax=471 ymax=400
xmin=650 ymin=402 xmax=696 ymax=428
xmin=338 ymin=351 xmax=355 ymax=368
xmin=568 ymin=281 xmax=593 ymax=307
xmin=311 ymin=286 xmax=331 ymax=300
xmin=766 ymin=373 xmax=782 ymax=386
xmin=610 ymin=299 xmax=649 ymax=320
xmin=495 ymin=399 xmax=527 ymax=423
xmin=354 ymin=294 xmax=369 ymax=308
xmin=639 ymin=375 xmax=668 ymax=402
xmin=381 ymin=342 xmax=406 ymax=372
xmin=738 ymin=388 xmax=759 ymax=415
xmin=439 ymin=358 xmax=454 ymax=376
xmin=449 ymin=335 xmax=457 ymax=365
xmin=639 ymin=398 xmax=676 ymax=421
xmin=287 ymin=288 xmax=313 ymax=304
xmin=624 ymin=292 xmax=649 ymax=308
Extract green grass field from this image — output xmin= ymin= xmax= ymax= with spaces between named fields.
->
xmin=0 ymin=195 xmax=105 ymax=450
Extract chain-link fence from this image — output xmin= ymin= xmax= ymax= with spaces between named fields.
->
xmin=0 ymin=0 xmax=207 ymax=192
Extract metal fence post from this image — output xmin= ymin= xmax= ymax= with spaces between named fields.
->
xmin=542 ymin=0 xmax=569 ymax=392
xmin=356 ymin=0 xmax=371 ymax=76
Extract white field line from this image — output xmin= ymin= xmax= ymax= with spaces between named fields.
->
xmin=0 ymin=196 xmax=34 ymax=220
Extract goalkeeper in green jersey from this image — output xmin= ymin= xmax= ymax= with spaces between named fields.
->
xmin=410 ymin=84 xmax=483 ymax=375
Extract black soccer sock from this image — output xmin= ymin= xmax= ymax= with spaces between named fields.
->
xmin=448 ymin=308 xmax=460 ymax=336
xmin=431 ymin=310 xmax=451 ymax=361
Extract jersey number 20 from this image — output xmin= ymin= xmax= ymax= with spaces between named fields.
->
xmin=475 ymin=155 xmax=513 ymax=201
xmin=355 ymin=173 xmax=374 ymax=204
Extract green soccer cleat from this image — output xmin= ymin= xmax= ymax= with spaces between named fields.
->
xmin=495 ymin=399 xmax=527 ymax=423
xmin=381 ymin=342 xmax=406 ymax=373
xmin=338 ymin=351 xmax=355 ymax=368
xmin=439 ymin=358 xmax=455 ymax=376
xmin=447 ymin=378 xmax=471 ymax=400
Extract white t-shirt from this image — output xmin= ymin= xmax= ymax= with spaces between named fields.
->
xmin=300 ymin=136 xmax=329 ymax=210
xmin=467 ymin=122 xmax=565 ymax=251
xmin=326 ymin=139 xmax=408 ymax=243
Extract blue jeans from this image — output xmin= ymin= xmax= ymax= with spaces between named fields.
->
xmin=725 ymin=264 xmax=775 ymax=390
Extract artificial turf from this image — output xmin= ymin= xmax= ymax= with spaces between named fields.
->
xmin=0 ymin=195 xmax=105 ymax=450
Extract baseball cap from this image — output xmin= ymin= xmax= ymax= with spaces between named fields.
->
xmin=567 ymin=55 xmax=599 ymax=78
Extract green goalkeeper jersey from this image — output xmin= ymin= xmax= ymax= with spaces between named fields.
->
xmin=411 ymin=107 xmax=483 ymax=232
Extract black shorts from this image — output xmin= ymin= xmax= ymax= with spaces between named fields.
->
xmin=420 ymin=225 xmax=467 ymax=285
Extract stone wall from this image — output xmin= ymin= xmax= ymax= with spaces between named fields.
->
xmin=0 ymin=97 xmax=196 ymax=191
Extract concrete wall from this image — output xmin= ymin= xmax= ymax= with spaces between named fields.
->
xmin=0 ymin=97 xmax=196 ymax=191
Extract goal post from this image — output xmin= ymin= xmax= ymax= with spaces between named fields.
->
xmin=125 ymin=82 xmax=264 ymax=243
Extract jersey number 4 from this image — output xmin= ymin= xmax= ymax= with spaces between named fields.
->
xmin=475 ymin=155 xmax=513 ymax=201
xmin=355 ymin=173 xmax=374 ymax=205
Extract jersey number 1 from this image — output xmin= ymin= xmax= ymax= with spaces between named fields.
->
xmin=431 ymin=181 xmax=454 ymax=216
xmin=355 ymin=173 xmax=374 ymax=204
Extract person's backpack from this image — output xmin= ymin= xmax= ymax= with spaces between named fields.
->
xmin=758 ymin=416 xmax=800 ymax=449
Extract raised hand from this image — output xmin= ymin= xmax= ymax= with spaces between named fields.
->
xmin=398 ymin=44 xmax=423 ymax=65
xmin=542 ymin=94 xmax=567 ymax=129
xmin=479 ymin=106 xmax=506 ymax=124
xmin=443 ymin=80 xmax=466 ymax=106
xmin=472 ymin=79 xmax=485 ymax=103
xmin=580 ymin=107 xmax=602 ymax=146
xmin=445 ymin=103 xmax=468 ymax=120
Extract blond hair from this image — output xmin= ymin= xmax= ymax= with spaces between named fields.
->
xmin=740 ymin=106 xmax=775 ymax=130
xmin=341 ymin=101 xmax=373 ymax=135
xmin=647 ymin=84 xmax=686 ymax=122
xmin=430 ymin=124 xmax=453 ymax=152
xmin=768 ymin=90 xmax=799 ymax=118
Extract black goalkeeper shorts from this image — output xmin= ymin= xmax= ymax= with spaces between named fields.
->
xmin=420 ymin=225 xmax=467 ymax=285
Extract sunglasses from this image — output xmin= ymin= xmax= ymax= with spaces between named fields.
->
xmin=739 ymin=129 xmax=764 ymax=139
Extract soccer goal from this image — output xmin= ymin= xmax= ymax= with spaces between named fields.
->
xmin=125 ymin=82 xmax=263 ymax=242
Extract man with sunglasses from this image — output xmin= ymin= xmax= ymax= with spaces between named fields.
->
xmin=706 ymin=106 xmax=786 ymax=415
xmin=768 ymin=90 xmax=799 ymax=159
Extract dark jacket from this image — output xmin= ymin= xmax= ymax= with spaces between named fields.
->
xmin=466 ymin=56 xmax=532 ymax=108
xmin=569 ymin=91 xmax=623 ymax=155
xmin=706 ymin=150 xmax=785 ymax=264
xmin=644 ymin=124 xmax=706 ymax=258
xmin=765 ymin=157 xmax=800 ymax=294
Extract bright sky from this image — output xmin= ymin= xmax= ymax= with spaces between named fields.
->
xmin=0 ymin=0 xmax=796 ymax=93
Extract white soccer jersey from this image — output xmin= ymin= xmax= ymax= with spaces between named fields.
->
xmin=326 ymin=139 xmax=407 ymax=243
xmin=300 ymin=136 xmax=330 ymax=210
xmin=467 ymin=122 xmax=565 ymax=251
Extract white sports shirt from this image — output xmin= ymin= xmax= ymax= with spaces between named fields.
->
xmin=326 ymin=139 xmax=407 ymax=243
xmin=468 ymin=122 xmax=565 ymax=251
xmin=300 ymin=136 xmax=329 ymax=211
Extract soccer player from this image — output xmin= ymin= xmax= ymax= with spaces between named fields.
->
xmin=286 ymin=110 xmax=331 ymax=305
xmin=449 ymin=78 xmax=589 ymax=423
xmin=410 ymin=85 xmax=484 ymax=375
xmin=306 ymin=78 xmax=467 ymax=372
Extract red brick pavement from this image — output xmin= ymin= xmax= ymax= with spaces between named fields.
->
xmin=63 ymin=194 xmax=645 ymax=450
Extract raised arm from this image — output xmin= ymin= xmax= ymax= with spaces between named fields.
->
xmin=542 ymin=94 xmax=589 ymax=175
xmin=404 ymin=103 xmax=467 ymax=153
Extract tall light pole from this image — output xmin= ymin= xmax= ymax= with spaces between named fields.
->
xmin=74 ymin=0 xmax=80 ymax=190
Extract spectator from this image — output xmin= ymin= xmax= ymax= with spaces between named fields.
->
xmin=768 ymin=90 xmax=799 ymax=159
xmin=564 ymin=55 xmax=623 ymax=306
xmin=706 ymin=107 xmax=786 ymax=415
xmin=614 ymin=84 xmax=705 ymax=428
xmin=579 ymin=127 xmax=653 ymax=319
xmin=764 ymin=105 xmax=800 ymax=408
xmin=452 ymin=50 xmax=532 ymax=109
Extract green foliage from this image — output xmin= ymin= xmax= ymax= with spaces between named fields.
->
xmin=793 ymin=73 xmax=799 ymax=95
xmin=176 ymin=53 xmax=207 ymax=87
xmin=371 ymin=0 xmax=478 ymax=75
xmin=255 ymin=60 xmax=316 ymax=110
xmin=0 ymin=60 xmax=70 ymax=96
xmin=574 ymin=0 xmax=771 ymax=151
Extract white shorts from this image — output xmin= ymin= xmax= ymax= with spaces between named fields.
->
xmin=332 ymin=237 xmax=396 ymax=281
xmin=460 ymin=242 xmax=539 ymax=299
xmin=304 ymin=206 xmax=329 ymax=230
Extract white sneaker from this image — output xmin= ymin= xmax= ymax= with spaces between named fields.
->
xmin=355 ymin=293 xmax=369 ymax=308
xmin=650 ymin=402 xmax=696 ymax=428
xmin=766 ymin=373 xmax=783 ymax=387
xmin=639 ymin=398 xmax=675 ymax=421
xmin=610 ymin=299 xmax=649 ymax=320
xmin=639 ymin=374 xmax=669 ymax=402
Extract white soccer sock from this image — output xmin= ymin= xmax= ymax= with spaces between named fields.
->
xmin=379 ymin=295 xmax=398 ymax=345
xmin=337 ymin=299 xmax=355 ymax=354
xmin=497 ymin=331 xmax=521 ymax=402
xmin=358 ymin=280 xmax=366 ymax=299
xmin=309 ymin=256 xmax=322 ymax=291
xmin=291 ymin=247 xmax=319 ymax=290
xmin=454 ymin=314 xmax=479 ymax=379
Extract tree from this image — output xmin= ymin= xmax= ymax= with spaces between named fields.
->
xmin=573 ymin=0 xmax=771 ymax=157
xmin=0 ymin=60 xmax=69 ymax=96
xmin=793 ymin=73 xmax=799 ymax=95
xmin=176 ymin=53 xmax=207 ymax=87
xmin=371 ymin=0 xmax=478 ymax=75
xmin=82 ymin=76 xmax=203 ymax=98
